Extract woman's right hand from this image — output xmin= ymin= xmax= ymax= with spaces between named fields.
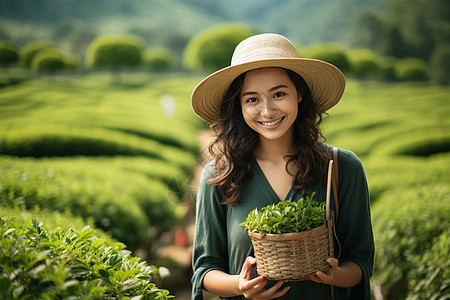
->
xmin=238 ymin=256 xmax=290 ymax=299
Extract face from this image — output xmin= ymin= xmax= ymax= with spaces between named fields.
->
xmin=239 ymin=67 xmax=301 ymax=143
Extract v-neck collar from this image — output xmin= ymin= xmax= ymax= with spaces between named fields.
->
xmin=252 ymin=156 xmax=294 ymax=202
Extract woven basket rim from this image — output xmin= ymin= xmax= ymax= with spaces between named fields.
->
xmin=247 ymin=219 xmax=333 ymax=241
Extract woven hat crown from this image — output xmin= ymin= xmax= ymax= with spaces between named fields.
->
xmin=231 ymin=34 xmax=298 ymax=65
xmin=190 ymin=33 xmax=346 ymax=124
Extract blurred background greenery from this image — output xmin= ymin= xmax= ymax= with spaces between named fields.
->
xmin=0 ymin=0 xmax=449 ymax=299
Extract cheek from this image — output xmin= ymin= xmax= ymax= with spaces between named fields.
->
xmin=241 ymin=106 xmax=258 ymax=121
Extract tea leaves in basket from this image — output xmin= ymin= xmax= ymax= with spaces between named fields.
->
xmin=240 ymin=193 xmax=326 ymax=234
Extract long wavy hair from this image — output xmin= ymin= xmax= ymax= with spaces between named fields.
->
xmin=208 ymin=68 xmax=329 ymax=206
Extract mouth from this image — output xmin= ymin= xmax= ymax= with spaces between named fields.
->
xmin=259 ymin=117 xmax=284 ymax=127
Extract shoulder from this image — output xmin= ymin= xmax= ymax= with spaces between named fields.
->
xmin=334 ymin=147 xmax=368 ymax=185
xmin=336 ymin=148 xmax=363 ymax=168
xmin=199 ymin=160 xmax=216 ymax=184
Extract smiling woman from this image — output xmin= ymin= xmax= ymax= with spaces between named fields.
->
xmin=189 ymin=33 xmax=374 ymax=300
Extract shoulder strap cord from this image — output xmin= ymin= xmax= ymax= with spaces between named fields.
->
xmin=331 ymin=147 xmax=342 ymax=300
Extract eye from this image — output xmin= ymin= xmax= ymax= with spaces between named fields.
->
xmin=245 ymin=97 xmax=258 ymax=103
xmin=274 ymin=92 xmax=286 ymax=98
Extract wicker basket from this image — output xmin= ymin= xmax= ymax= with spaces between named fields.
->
xmin=247 ymin=160 xmax=336 ymax=281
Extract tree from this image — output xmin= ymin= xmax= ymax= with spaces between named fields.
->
xmin=347 ymin=11 xmax=383 ymax=50
xmin=0 ymin=40 xmax=19 ymax=68
xmin=430 ymin=44 xmax=450 ymax=85
xmin=85 ymin=34 xmax=143 ymax=84
xmin=183 ymin=23 xmax=253 ymax=72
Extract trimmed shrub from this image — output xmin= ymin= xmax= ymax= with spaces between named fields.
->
xmin=377 ymin=56 xmax=398 ymax=81
xmin=370 ymin=127 xmax=450 ymax=157
xmin=0 ymin=217 xmax=172 ymax=299
xmin=0 ymin=126 xmax=196 ymax=173
xmin=347 ymin=48 xmax=379 ymax=78
xmin=0 ymin=40 xmax=19 ymax=67
xmin=304 ymin=43 xmax=350 ymax=73
xmin=394 ymin=57 xmax=428 ymax=81
xmin=430 ymin=44 xmax=450 ymax=85
xmin=183 ymin=23 xmax=253 ymax=72
xmin=372 ymin=184 xmax=450 ymax=299
xmin=85 ymin=34 xmax=143 ymax=70
xmin=19 ymin=40 xmax=55 ymax=68
xmin=0 ymin=155 xmax=186 ymax=250
xmin=144 ymin=46 xmax=176 ymax=71
xmin=31 ymin=49 xmax=66 ymax=74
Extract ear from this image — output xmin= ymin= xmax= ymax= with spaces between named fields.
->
xmin=297 ymin=93 xmax=302 ymax=103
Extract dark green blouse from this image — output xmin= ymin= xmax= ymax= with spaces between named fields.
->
xmin=191 ymin=147 xmax=374 ymax=300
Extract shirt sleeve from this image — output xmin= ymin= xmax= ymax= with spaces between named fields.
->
xmin=191 ymin=161 xmax=229 ymax=300
xmin=334 ymin=149 xmax=375 ymax=300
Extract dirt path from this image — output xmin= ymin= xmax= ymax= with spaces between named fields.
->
xmin=156 ymin=130 xmax=218 ymax=300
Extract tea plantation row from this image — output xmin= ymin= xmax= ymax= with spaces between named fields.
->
xmin=324 ymin=81 xmax=450 ymax=299
xmin=1 ymin=73 xmax=449 ymax=299
xmin=0 ymin=73 xmax=203 ymax=299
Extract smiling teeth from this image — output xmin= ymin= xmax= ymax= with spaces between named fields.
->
xmin=261 ymin=119 xmax=282 ymax=126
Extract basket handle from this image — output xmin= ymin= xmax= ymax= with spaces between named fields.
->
xmin=326 ymin=160 xmax=333 ymax=220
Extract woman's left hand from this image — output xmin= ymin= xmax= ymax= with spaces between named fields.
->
xmin=309 ymin=258 xmax=339 ymax=285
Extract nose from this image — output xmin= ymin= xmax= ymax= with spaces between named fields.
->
xmin=261 ymin=98 xmax=277 ymax=117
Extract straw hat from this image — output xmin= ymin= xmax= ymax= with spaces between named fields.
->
xmin=191 ymin=33 xmax=346 ymax=124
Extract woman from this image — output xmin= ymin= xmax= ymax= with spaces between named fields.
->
xmin=190 ymin=33 xmax=374 ymax=300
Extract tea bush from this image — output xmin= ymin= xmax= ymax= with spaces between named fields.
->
xmin=371 ymin=183 xmax=450 ymax=299
xmin=0 ymin=126 xmax=196 ymax=173
xmin=0 ymin=205 xmax=114 ymax=243
xmin=0 ymin=217 xmax=172 ymax=299
xmin=364 ymin=154 xmax=450 ymax=202
xmin=0 ymin=155 xmax=187 ymax=250
xmin=406 ymin=228 xmax=450 ymax=300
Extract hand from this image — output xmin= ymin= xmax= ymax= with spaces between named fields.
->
xmin=239 ymin=256 xmax=290 ymax=299
xmin=310 ymin=258 xmax=339 ymax=285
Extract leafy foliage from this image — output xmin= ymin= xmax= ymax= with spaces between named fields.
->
xmin=394 ymin=57 xmax=428 ymax=81
xmin=144 ymin=46 xmax=176 ymax=71
xmin=19 ymin=40 xmax=55 ymax=68
xmin=371 ymin=184 xmax=450 ymax=299
xmin=183 ymin=23 xmax=253 ymax=72
xmin=0 ymin=217 xmax=172 ymax=299
xmin=0 ymin=40 xmax=19 ymax=67
xmin=85 ymin=34 xmax=143 ymax=70
xmin=406 ymin=228 xmax=450 ymax=300
xmin=240 ymin=193 xmax=326 ymax=234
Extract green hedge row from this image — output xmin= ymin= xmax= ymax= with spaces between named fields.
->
xmin=365 ymin=154 xmax=450 ymax=202
xmin=0 ymin=156 xmax=187 ymax=250
xmin=0 ymin=205 xmax=114 ymax=243
xmin=0 ymin=216 xmax=172 ymax=299
xmin=372 ymin=183 xmax=450 ymax=299
xmin=0 ymin=126 xmax=197 ymax=173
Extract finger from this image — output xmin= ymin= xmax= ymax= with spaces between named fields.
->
xmin=256 ymin=280 xmax=286 ymax=299
xmin=309 ymin=274 xmax=322 ymax=283
xmin=327 ymin=258 xmax=339 ymax=269
xmin=268 ymin=285 xmax=291 ymax=299
xmin=242 ymin=256 xmax=257 ymax=279
xmin=241 ymin=276 xmax=266 ymax=292
xmin=314 ymin=270 xmax=332 ymax=284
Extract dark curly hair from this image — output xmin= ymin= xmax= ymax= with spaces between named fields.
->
xmin=208 ymin=68 xmax=329 ymax=206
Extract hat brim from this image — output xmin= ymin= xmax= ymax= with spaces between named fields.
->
xmin=191 ymin=58 xmax=345 ymax=124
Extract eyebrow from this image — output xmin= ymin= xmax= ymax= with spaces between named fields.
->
xmin=241 ymin=84 xmax=289 ymax=97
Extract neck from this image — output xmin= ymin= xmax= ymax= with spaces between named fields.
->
xmin=254 ymin=133 xmax=296 ymax=161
